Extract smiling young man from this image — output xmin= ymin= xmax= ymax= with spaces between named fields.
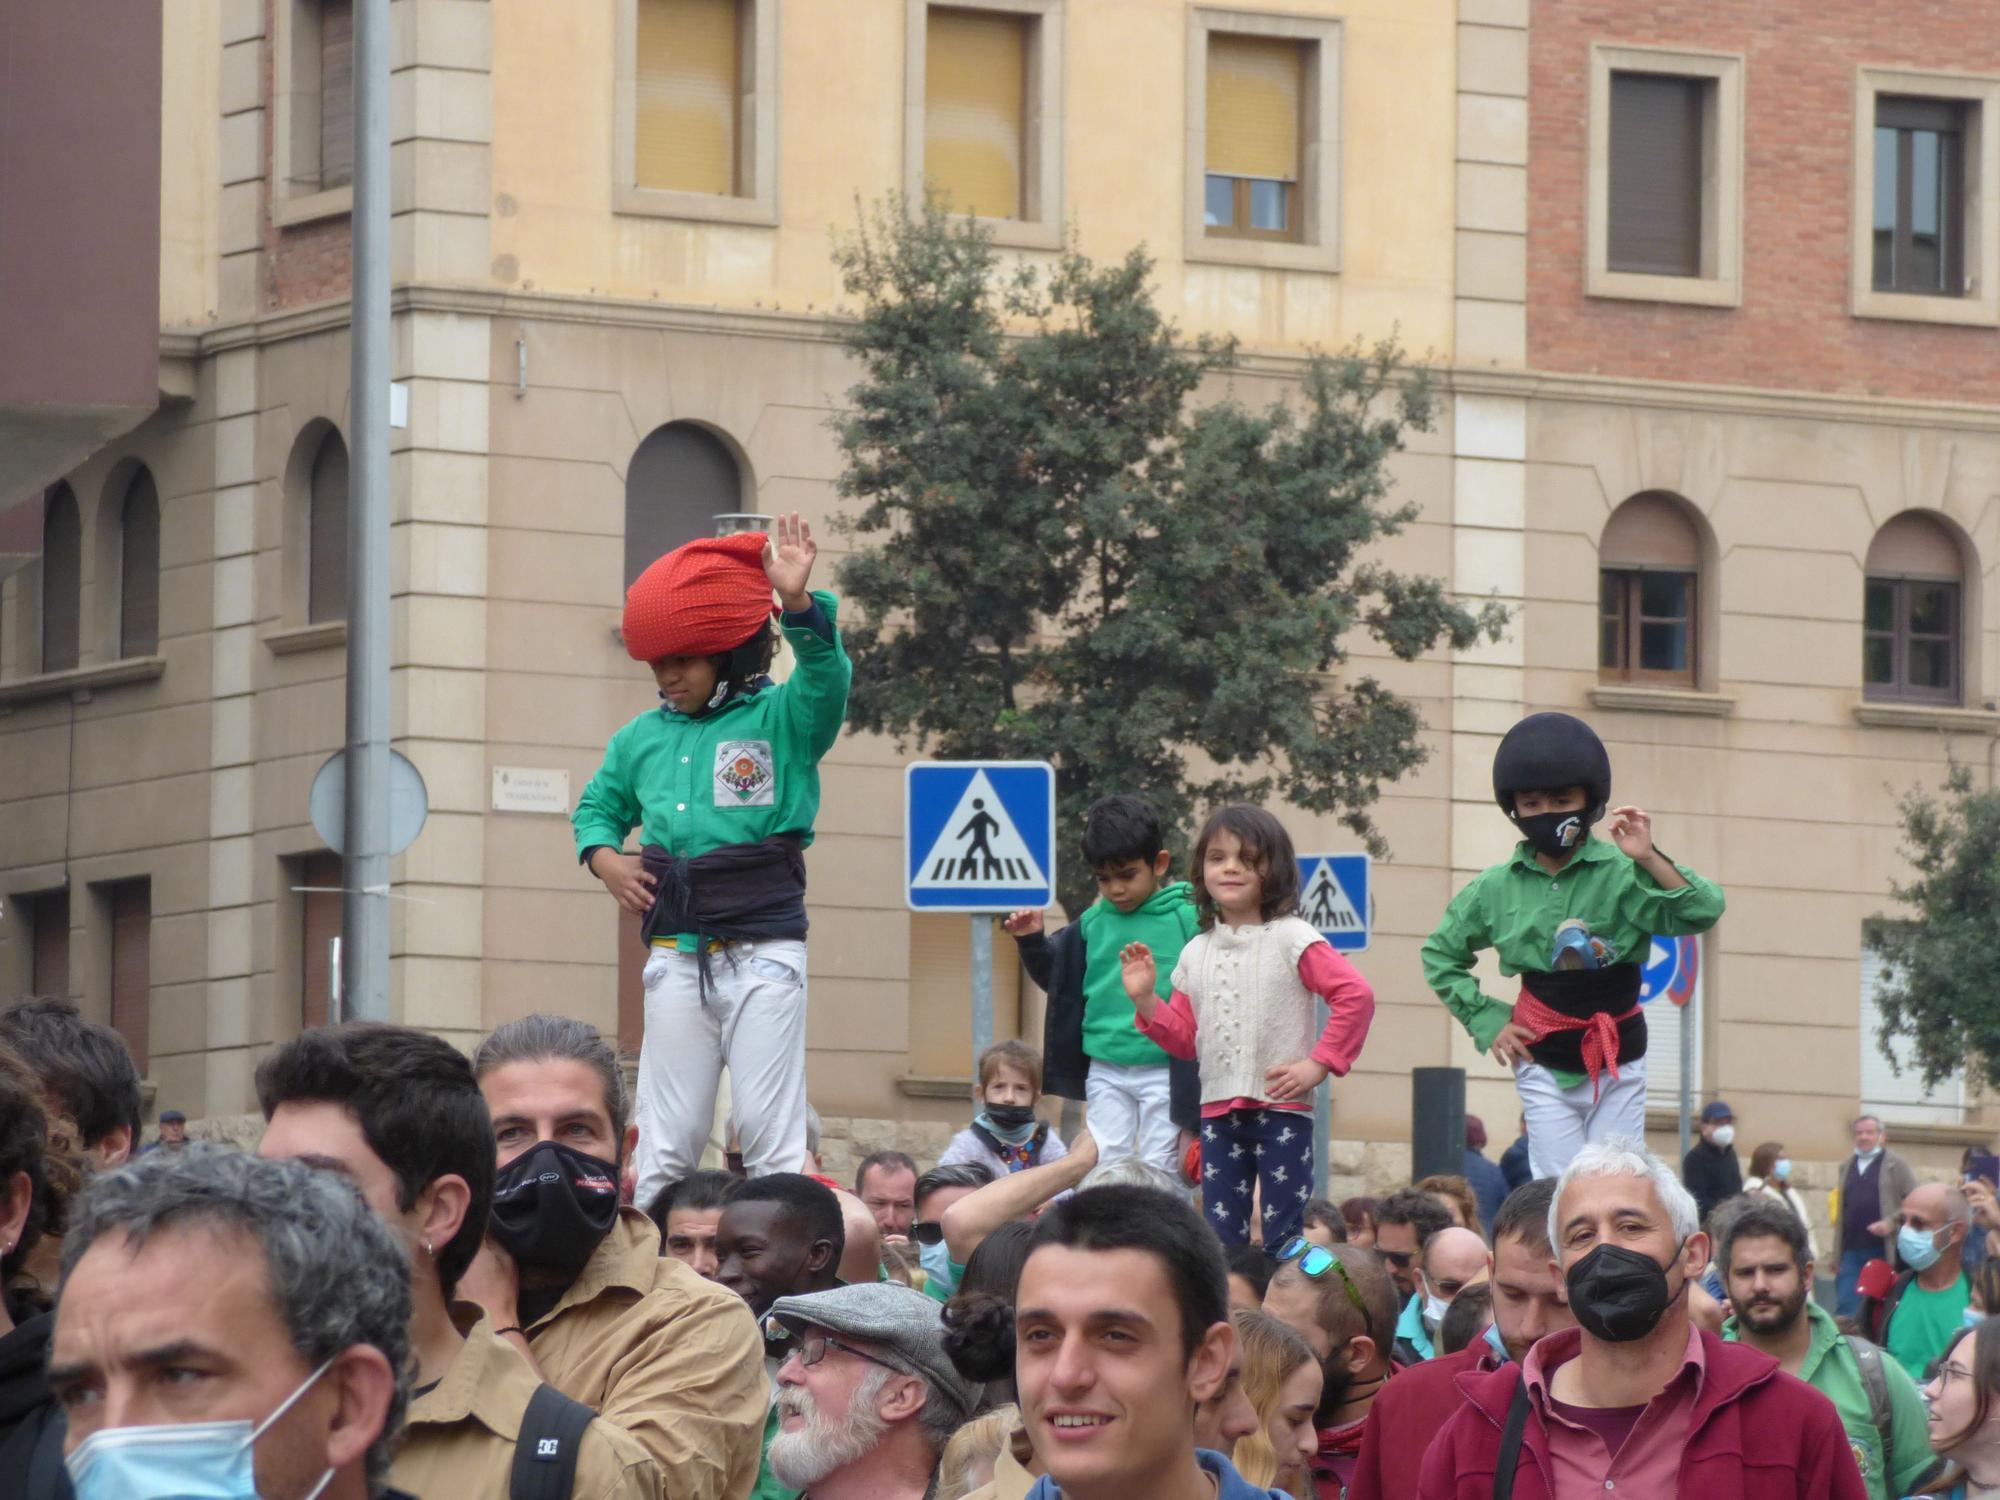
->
xmin=1418 ymin=1138 xmax=1864 ymax=1500
xmin=1013 ymin=1183 xmax=1287 ymax=1500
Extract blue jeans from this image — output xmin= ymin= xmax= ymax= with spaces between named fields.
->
xmin=1837 ymin=1244 xmax=1881 ymax=1318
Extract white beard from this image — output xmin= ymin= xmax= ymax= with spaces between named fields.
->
xmin=766 ymin=1369 xmax=892 ymax=1490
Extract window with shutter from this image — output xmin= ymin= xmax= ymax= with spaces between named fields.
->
xmin=308 ymin=430 xmax=349 ymax=624
xmin=924 ymin=7 xmax=1028 ymax=221
xmin=1859 ymin=939 xmax=1963 ymax=1124
xmin=1598 ymin=493 xmax=1702 ymax=685
xmin=636 ymin=0 xmax=742 ymax=196
xmin=40 ymin=484 xmax=81 ymax=675
xmin=1872 ymin=96 xmax=1969 ymax=297
xmin=301 ymin=853 xmax=343 ymax=1030
xmin=1205 ymin=33 xmax=1304 ymax=241
xmin=120 ymin=468 xmax=160 ymax=659
xmin=30 ymin=889 xmax=70 ymax=999
xmin=109 ymin=880 xmax=151 ymax=1077
xmin=624 ymin=422 xmax=745 ymax=588
xmin=1608 ymin=73 xmax=1704 ymax=277
xmin=319 ymin=0 xmax=354 ymax=191
xmin=1863 ymin=513 xmax=1964 ymax=704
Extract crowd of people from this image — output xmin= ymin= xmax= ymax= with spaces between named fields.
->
xmin=1 ymin=517 xmax=1990 ymax=1500
xmin=6 ymin=986 xmax=2000 ymax=1500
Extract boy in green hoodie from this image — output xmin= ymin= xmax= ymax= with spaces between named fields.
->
xmin=1004 ymin=794 xmax=1199 ymax=1173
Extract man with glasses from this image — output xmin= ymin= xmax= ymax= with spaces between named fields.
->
xmin=1349 ymin=1180 xmax=1570 ymax=1500
xmin=1263 ymin=1237 xmax=1399 ymax=1498
xmin=1369 ymin=1187 xmax=1453 ymax=1306
xmin=762 ymin=1283 xmax=979 ymax=1500
xmin=909 ymin=1162 xmax=996 ymax=1302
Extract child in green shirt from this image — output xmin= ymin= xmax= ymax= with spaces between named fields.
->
xmin=1421 ymin=712 xmax=1724 ymax=1178
xmin=1004 ymin=795 xmax=1200 ymax=1174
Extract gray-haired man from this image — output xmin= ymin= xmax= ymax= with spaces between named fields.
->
xmin=48 ymin=1145 xmax=413 ymax=1500
xmin=764 ymin=1282 xmax=980 ymax=1500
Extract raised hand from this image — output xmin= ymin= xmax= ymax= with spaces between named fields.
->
xmin=1003 ymin=908 xmax=1046 ymax=938
xmin=1120 ymin=942 xmax=1157 ymax=1005
xmin=763 ymin=511 xmax=817 ymax=611
xmin=1605 ymin=805 xmax=1656 ymax=862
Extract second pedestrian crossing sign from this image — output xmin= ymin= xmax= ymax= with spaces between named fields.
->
xmin=1297 ymin=854 xmax=1370 ymax=952
xmin=906 ymin=762 xmax=1057 ymax=912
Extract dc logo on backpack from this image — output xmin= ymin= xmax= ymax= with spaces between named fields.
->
xmin=537 ymin=1438 xmax=561 ymax=1459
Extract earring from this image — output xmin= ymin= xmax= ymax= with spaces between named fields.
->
xmin=423 ymin=1237 xmax=435 ymax=1258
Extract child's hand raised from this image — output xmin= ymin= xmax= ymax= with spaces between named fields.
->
xmin=1119 ymin=943 xmax=1157 ymax=1004
xmin=763 ymin=511 xmax=817 ymax=611
xmin=1605 ymin=805 xmax=1656 ymax=862
xmin=1003 ymin=909 xmax=1045 ymax=938
xmin=1264 ymin=1058 xmax=1329 ymax=1101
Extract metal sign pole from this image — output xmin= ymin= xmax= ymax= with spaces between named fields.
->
xmin=340 ymin=0 xmax=392 ymax=1020
xmin=1678 ymin=986 xmax=1695 ymax=1163
xmin=971 ymin=915 xmax=995 ymax=1076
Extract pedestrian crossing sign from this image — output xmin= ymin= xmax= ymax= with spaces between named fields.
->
xmin=1296 ymin=854 xmax=1370 ymax=952
xmin=906 ymin=762 xmax=1056 ymax=912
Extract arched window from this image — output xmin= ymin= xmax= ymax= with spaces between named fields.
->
xmin=1865 ymin=512 xmax=1965 ymax=705
xmin=41 ymin=483 xmax=81 ymax=674
xmin=623 ymin=422 xmax=746 ymax=588
xmin=119 ymin=467 xmax=161 ymax=658
xmin=1598 ymin=492 xmax=1701 ymax=686
xmin=307 ymin=428 xmax=349 ymax=624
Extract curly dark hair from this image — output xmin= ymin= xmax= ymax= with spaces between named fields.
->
xmin=0 ymin=1038 xmax=82 ymax=1320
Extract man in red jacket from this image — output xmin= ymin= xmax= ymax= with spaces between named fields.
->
xmin=1418 ymin=1138 xmax=1865 ymax=1500
xmin=1349 ymin=1178 xmax=1570 ymax=1500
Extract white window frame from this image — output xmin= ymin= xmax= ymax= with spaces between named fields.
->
xmin=1850 ymin=66 xmax=2000 ymax=328
xmin=272 ymin=0 xmax=356 ymax=227
xmin=613 ymin=0 xmax=781 ymax=227
xmin=1185 ymin=8 xmax=1341 ymax=274
xmin=1860 ymin=936 xmax=1966 ymax=1126
xmin=903 ymin=0 xmax=1065 ymax=252
xmin=1586 ymin=43 xmax=1744 ymax=308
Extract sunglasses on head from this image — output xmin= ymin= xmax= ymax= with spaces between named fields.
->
xmin=1275 ymin=1235 xmax=1366 ymax=1316
xmin=910 ymin=1220 xmax=946 ymax=1247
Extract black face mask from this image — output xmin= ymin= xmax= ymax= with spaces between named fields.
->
xmin=1513 ymin=809 xmax=1589 ymax=858
xmin=982 ymin=1103 xmax=1037 ymax=1131
xmin=489 ymin=1141 xmax=621 ymax=1275
xmin=1564 ymin=1240 xmax=1686 ymax=1344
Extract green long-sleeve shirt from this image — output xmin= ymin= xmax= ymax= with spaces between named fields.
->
xmin=1420 ymin=835 xmax=1724 ymax=1090
xmin=572 ymin=590 xmax=851 ymax=861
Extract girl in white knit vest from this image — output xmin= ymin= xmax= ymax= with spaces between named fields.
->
xmin=1120 ymin=804 xmax=1375 ymax=1247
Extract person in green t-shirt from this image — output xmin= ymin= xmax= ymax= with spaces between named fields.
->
xmin=1420 ymin=713 xmax=1724 ymax=1181
xmin=1881 ymin=1183 xmax=1975 ymax=1383
xmin=1005 ymin=794 xmax=1200 ymax=1176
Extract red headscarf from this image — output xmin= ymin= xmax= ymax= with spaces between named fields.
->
xmin=622 ymin=532 xmax=777 ymax=662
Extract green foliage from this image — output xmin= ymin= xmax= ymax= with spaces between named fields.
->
xmin=829 ymin=196 xmax=1509 ymax=914
xmin=1867 ymin=762 xmax=2000 ymax=1092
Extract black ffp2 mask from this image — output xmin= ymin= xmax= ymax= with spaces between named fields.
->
xmin=1513 ymin=809 xmax=1588 ymax=858
xmin=1564 ymin=1240 xmax=1686 ymax=1344
xmin=981 ymin=1103 xmax=1037 ymax=1132
xmin=490 ymin=1141 xmax=621 ymax=1275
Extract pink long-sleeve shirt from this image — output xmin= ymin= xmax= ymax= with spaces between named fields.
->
xmin=1135 ymin=941 xmax=1375 ymax=1116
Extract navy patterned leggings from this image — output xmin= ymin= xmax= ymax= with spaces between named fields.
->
xmin=1200 ymin=1106 xmax=1315 ymax=1248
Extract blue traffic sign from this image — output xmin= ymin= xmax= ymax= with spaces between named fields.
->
xmin=906 ymin=762 xmax=1057 ymax=912
xmin=1297 ymin=854 xmax=1371 ymax=951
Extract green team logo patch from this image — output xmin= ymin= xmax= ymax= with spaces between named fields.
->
xmin=715 ymin=740 xmax=776 ymax=805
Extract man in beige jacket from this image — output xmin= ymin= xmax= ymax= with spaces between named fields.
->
xmin=256 ymin=1022 xmax=659 ymax=1499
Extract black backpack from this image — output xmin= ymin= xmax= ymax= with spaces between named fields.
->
xmin=510 ymin=1383 xmax=597 ymax=1500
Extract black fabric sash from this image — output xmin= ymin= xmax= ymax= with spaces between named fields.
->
xmin=639 ymin=835 xmax=808 ymax=994
xmin=1519 ymin=962 xmax=1646 ymax=1073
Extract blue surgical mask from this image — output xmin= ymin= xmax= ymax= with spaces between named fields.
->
xmin=1897 ymin=1223 xmax=1946 ymax=1273
xmin=66 ymin=1356 xmax=337 ymax=1500
xmin=919 ymin=1238 xmax=957 ymax=1298
xmin=1483 ymin=1321 xmax=1511 ymax=1363
xmin=1966 ymin=1306 xmax=1987 ymax=1329
xmin=1856 ymin=1147 xmax=1882 ymax=1165
xmin=1773 ymin=1158 xmax=1792 ymax=1182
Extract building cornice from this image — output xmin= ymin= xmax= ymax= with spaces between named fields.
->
xmin=161 ymin=288 xmax=2000 ymax=431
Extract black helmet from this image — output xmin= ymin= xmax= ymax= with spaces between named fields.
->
xmin=1492 ymin=713 xmax=1611 ymax=821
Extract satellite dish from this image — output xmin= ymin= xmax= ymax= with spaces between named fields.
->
xmin=308 ymin=749 xmax=429 ymax=856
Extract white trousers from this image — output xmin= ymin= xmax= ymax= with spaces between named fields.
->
xmin=1516 ymin=1054 xmax=1649 ymax=1180
xmin=1085 ymin=1059 xmax=1181 ymax=1173
xmin=633 ymin=938 xmax=810 ymax=1213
